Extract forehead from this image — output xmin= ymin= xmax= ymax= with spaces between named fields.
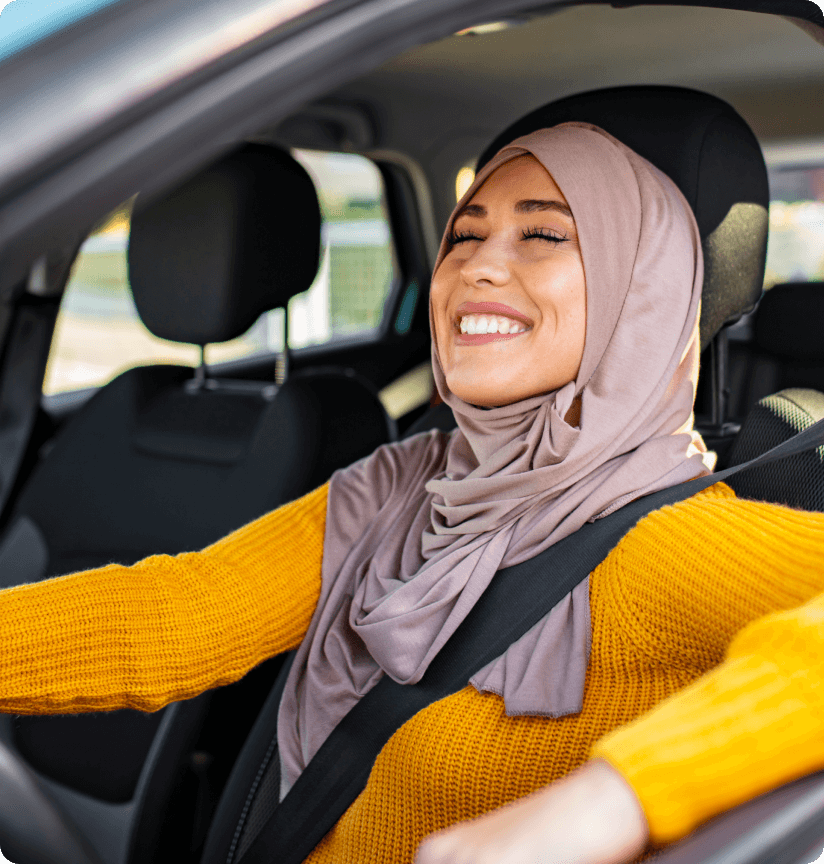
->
xmin=467 ymin=154 xmax=566 ymax=206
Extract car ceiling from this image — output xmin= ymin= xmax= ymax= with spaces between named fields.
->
xmin=0 ymin=0 xmax=822 ymax=294
xmin=274 ymin=4 xmax=824 ymax=232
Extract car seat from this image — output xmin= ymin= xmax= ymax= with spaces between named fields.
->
xmin=727 ymin=281 xmax=824 ymax=416
xmin=0 ymin=144 xmax=394 ymax=864
xmin=197 ymin=85 xmax=772 ymax=864
xmin=726 ymin=388 xmax=824 ymax=509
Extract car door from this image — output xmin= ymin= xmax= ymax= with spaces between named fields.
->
xmin=1 ymin=0 xmax=824 ymax=863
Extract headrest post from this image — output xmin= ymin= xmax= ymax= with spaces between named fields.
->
xmin=193 ymin=346 xmax=207 ymax=389
xmin=710 ymin=329 xmax=729 ymax=430
xmin=276 ymin=308 xmax=290 ymax=387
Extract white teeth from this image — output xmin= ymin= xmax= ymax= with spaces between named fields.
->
xmin=458 ymin=314 xmax=527 ymax=335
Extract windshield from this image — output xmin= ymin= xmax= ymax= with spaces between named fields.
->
xmin=0 ymin=0 xmax=123 ymax=61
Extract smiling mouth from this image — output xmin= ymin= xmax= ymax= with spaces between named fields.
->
xmin=458 ymin=313 xmax=528 ymax=335
xmin=453 ymin=302 xmax=533 ymax=343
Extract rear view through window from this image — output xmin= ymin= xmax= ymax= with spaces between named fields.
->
xmin=763 ymin=143 xmax=824 ymax=287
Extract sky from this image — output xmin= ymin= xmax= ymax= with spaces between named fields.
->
xmin=0 ymin=0 xmax=122 ymax=60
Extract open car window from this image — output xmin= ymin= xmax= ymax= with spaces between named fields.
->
xmin=42 ymin=148 xmax=398 ymax=396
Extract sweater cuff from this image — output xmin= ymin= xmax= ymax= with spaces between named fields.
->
xmin=590 ymin=654 xmax=824 ymax=844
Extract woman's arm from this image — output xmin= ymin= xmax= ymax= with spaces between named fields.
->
xmin=415 ymin=590 xmax=824 ymax=864
xmin=592 ymin=586 xmax=824 ymax=844
xmin=414 ymin=758 xmax=648 ymax=864
xmin=415 ymin=496 xmax=824 ymax=862
xmin=0 ymin=482 xmax=328 ymax=715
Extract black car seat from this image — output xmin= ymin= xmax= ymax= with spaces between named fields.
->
xmin=726 ymin=388 xmax=824 ymax=509
xmin=0 ymin=144 xmax=394 ymax=864
xmin=197 ymin=85 xmax=771 ymax=864
xmin=727 ymin=281 xmax=824 ymax=416
xmin=722 ymin=282 xmax=824 ymax=510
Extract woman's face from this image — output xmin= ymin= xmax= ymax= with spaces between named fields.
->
xmin=432 ymin=154 xmax=587 ymax=408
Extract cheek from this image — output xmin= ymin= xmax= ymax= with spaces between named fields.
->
xmin=531 ymin=258 xmax=586 ymax=329
xmin=430 ymin=270 xmax=454 ymax=356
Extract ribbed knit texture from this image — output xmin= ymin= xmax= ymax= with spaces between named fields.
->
xmin=306 ymin=482 xmax=824 ymax=862
xmin=3 ymin=481 xmax=824 ymax=860
xmin=593 ymin=484 xmax=824 ymax=843
xmin=0 ymin=483 xmax=326 ymax=714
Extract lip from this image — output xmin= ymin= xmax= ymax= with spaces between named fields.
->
xmin=454 ymin=331 xmax=526 ymax=346
xmin=455 ymin=301 xmax=533 ymax=328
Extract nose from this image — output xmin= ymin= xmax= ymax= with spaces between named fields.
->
xmin=459 ymin=234 xmax=511 ymax=288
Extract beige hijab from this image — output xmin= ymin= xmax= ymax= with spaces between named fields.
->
xmin=276 ymin=122 xmax=712 ymax=797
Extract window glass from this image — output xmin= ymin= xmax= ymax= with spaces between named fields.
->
xmin=764 ymin=149 xmax=824 ymax=288
xmin=42 ymin=150 xmax=397 ymax=396
xmin=292 ymin=150 xmax=396 ymax=343
xmin=0 ymin=0 xmax=124 ymax=62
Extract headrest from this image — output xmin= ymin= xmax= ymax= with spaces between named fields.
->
xmin=478 ymin=86 xmax=769 ymax=351
xmin=754 ymin=282 xmax=824 ymax=361
xmin=128 ymin=144 xmax=321 ymax=345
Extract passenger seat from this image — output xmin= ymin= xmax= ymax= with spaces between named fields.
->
xmin=0 ymin=143 xmax=393 ymax=864
xmin=729 ymin=281 xmax=824 ymax=416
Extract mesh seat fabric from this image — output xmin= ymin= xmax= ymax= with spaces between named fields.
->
xmin=727 ymin=388 xmax=824 ymax=511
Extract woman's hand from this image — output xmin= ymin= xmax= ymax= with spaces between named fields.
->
xmin=413 ymin=759 xmax=649 ymax=864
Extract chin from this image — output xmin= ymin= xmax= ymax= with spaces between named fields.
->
xmin=448 ymin=383 xmax=518 ymax=408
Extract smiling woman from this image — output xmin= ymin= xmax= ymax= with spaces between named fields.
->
xmin=5 ymin=113 xmax=824 ymax=864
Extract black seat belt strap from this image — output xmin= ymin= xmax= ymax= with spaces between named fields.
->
xmin=237 ymin=417 xmax=824 ymax=864
xmin=0 ymin=300 xmax=59 ymax=522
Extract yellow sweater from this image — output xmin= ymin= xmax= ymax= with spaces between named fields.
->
xmin=2 ymin=481 xmax=824 ymax=860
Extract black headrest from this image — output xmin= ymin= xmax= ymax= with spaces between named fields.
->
xmin=479 ymin=86 xmax=769 ymax=351
xmin=754 ymin=282 xmax=824 ymax=362
xmin=128 ymin=144 xmax=321 ymax=345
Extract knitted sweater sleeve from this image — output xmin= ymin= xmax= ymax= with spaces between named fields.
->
xmin=0 ymin=482 xmax=328 ymax=715
xmin=591 ymin=483 xmax=824 ymax=843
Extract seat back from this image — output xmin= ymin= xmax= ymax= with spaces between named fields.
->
xmin=727 ymin=388 xmax=824 ymax=510
xmin=729 ymin=281 xmax=824 ymax=418
xmin=0 ymin=144 xmax=393 ymax=864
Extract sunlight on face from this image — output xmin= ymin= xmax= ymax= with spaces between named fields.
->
xmin=432 ymin=154 xmax=587 ymax=408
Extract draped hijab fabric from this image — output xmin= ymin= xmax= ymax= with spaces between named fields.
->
xmin=277 ymin=122 xmax=713 ymax=797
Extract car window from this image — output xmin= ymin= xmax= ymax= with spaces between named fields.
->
xmin=763 ymin=141 xmax=824 ymax=287
xmin=42 ymin=149 xmax=398 ymax=396
xmin=0 ymin=0 xmax=123 ymax=62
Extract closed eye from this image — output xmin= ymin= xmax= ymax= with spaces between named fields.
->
xmin=521 ymin=227 xmax=569 ymax=244
xmin=447 ymin=229 xmax=483 ymax=244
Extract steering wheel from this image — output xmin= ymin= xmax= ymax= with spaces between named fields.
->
xmin=0 ymin=737 xmax=100 ymax=864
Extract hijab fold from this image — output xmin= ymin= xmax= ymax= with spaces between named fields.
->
xmin=277 ymin=122 xmax=713 ymax=797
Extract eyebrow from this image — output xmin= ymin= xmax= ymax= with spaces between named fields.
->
xmin=455 ymin=199 xmax=574 ymax=220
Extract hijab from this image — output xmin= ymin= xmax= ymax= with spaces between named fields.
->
xmin=276 ymin=122 xmax=713 ymax=797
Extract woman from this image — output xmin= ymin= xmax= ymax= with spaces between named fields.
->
xmin=2 ymin=123 xmax=824 ymax=864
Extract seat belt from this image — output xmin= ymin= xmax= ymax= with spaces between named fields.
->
xmin=0 ymin=300 xmax=59 ymax=523
xmin=237 ymin=417 xmax=824 ymax=864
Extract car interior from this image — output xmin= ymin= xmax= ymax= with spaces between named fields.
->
xmin=1 ymin=1 xmax=824 ymax=863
